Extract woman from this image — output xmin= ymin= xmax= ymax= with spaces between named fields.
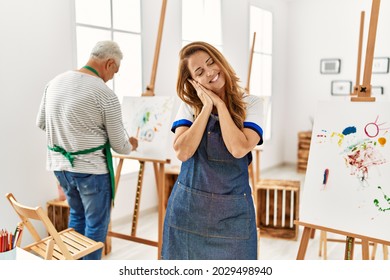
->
xmin=162 ymin=41 xmax=264 ymax=260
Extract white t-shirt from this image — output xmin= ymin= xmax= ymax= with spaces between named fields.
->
xmin=171 ymin=94 xmax=264 ymax=145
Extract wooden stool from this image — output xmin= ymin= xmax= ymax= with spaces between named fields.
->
xmin=297 ymin=131 xmax=312 ymax=173
xmin=255 ymin=179 xmax=300 ymax=240
xmin=46 ymin=199 xmax=70 ymax=233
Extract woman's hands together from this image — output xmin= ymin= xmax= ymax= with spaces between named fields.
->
xmin=188 ymin=79 xmax=223 ymax=109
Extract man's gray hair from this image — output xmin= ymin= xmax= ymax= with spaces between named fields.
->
xmin=90 ymin=40 xmax=123 ymax=64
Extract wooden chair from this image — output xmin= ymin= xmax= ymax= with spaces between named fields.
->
xmin=5 ymin=193 xmax=104 ymax=260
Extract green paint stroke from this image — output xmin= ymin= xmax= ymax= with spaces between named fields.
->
xmin=142 ymin=111 xmax=151 ymax=124
xmin=373 ymin=186 xmax=390 ymax=212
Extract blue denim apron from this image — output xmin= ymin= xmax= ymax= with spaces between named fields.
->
xmin=162 ymin=114 xmax=257 ymax=260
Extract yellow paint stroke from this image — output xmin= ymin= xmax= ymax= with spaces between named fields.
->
xmin=330 ymin=132 xmax=344 ymax=147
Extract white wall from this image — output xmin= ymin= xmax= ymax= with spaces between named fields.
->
xmin=284 ymin=0 xmax=390 ymax=163
xmin=222 ymin=0 xmax=289 ymax=170
xmin=0 ymin=0 xmax=74 ymax=244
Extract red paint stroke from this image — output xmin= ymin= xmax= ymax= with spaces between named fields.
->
xmin=345 ymin=143 xmax=386 ymax=186
xmin=364 ymin=115 xmax=390 ymax=138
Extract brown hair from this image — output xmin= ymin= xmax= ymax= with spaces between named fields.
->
xmin=176 ymin=41 xmax=246 ymax=129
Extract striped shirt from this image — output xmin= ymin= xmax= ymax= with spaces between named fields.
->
xmin=36 ymin=71 xmax=131 ymax=174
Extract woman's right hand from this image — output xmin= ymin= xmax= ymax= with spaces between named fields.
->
xmin=188 ymin=79 xmax=213 ymax=110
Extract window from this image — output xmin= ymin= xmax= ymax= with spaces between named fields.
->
xmin=74 ymin=0 xmax=142 ymax=102
xmin=182 ymin=0 xmax=222 ymax=49
xmin=74 ymin=0 xmax=142 ymax=174
xmin=249 ymin=6 xmax=273 ymax=141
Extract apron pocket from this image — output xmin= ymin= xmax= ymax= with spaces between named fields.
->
xmin=208 ymin=193 xmax=250 ymax=239
xmin=206 ymin=131 xmax=234 ymax=162
xmin=168 ymin=182 xmax=250 ymax=239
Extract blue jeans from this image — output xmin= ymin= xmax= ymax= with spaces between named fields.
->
xmin=54 ymin=171 xmax=111 ymax=260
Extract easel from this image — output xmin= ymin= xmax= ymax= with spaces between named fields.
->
xmin=246 ymin=32 xmax=258 ymax=200
xmin=319 ymin=230 xmax=389 ymax=260
xmin=106 ymin=0 xmax=169 ymax=259
xmin=296 ymin=0 xmax=390 ymax=260
xmin=245 ymin=32 xmax=256 ymax=95
xmin=245 ymin=32 xmax=268 ymax=259
xmin=108 ymin=156 xmax=170 ymax=256
xmin=351 ymin=11 xmax=365 ymax=96
xmin=297 ymin=222 xmax=390 ymax=260
xmin=351 ymin=0 xmax=378 ymax=102
xmin=246 ymin=32 xmax=265 ymax=195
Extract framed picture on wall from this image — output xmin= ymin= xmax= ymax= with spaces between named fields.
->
xmin=372 ymin=86 xmax=384 ymax=96
xmin=320 ymin=58 xmax=341 ymax=74
xmin=331 ymin=80 xmax=352 ymax=95
xmin=372 ymin=57 xmax=389 ymax=74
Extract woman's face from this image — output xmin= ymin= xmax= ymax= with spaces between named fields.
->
xmin=187 ymin=50 xmax=225 ymax=94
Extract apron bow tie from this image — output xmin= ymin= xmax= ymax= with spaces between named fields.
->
xmin=51 ymin=145 xmax=75 ymax=166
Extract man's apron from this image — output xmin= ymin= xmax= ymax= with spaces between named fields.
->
xmin=48 ymin=142 xmax=116 ymax=202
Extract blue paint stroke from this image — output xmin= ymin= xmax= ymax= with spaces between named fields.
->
xmin=342 ymin=126 xmax=357 ymax=136
xmin=323 ymin=169 xmax=329 ymax=185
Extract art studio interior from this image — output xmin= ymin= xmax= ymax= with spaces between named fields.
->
xmin=1 ymin=0 xmax=390 ymax=261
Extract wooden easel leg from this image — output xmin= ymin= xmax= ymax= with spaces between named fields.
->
xmin=345 ymin=236 xmax=355 ymax=260
xmin=383 ymin=245 xmax=388 ymax=260
xmin=361 ymin=239 xmax=370 ymax=260
xmin=115 ymin=158 xmax=124 ymax=193
xmin=319 ymin=231 xmax=328 ymax=260
xmin=323 ymin=232 xmax=328 ymax=260
xmin=248 ymin=163 xmax=257 ymax=203
xmin=371 ymin=243 xmax=378 ymax=260
xmin=249 ymin=163 xmax=255 ymax=188
xmin=131 ymin=161 xmax=145 ymax=236
xmin=296 ymin=226 xmax=311 ymax=260
xmin=310 ymin=228 xmax=316 ymax=238
xmin=255 ymin=149 xmax=261 ymax=182
xmin=319 ymin=231 xmax=323 ymax=257
xmin=154 ymin=162 xmax=165 ymax=259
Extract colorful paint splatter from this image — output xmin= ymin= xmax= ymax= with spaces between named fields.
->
xmin=316 ymin=116 xmax=388 ymax=188
xmin=343 ymin=139 xmax=386 ymax=187
xmin=373 ymin=186 xmax=390 ymax=212
xmin=131 ymin=100 xmax=172 ymax=142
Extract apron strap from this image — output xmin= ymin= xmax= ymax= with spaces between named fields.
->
xmin=103 ymin=142 xmax=116 ymax=202
xmin=48 ymin=142 xmax=116 ymax=202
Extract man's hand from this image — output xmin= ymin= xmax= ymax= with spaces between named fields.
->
xmin=129 ymin=137 xmax=138 ymax=151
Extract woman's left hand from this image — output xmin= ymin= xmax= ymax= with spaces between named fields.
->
xmin=196 ymin=82 xmax=224 ymax=108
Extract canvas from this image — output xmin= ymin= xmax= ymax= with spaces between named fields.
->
xmin=300 ymin=100 xmax=390 ymax=242
xmin=121 ymin=96 xmax=174 ymax=161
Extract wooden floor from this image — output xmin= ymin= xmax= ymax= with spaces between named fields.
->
xmin=102 ymin=163 xmax=389 ymax=260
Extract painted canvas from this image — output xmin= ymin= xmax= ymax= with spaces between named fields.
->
xmin=300 ymin=100 xmax=390 ymax=242
xmin=121 ymin=96 xmax=174 ymax=161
